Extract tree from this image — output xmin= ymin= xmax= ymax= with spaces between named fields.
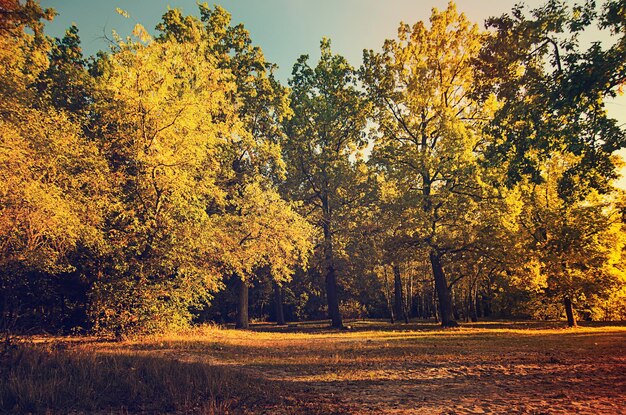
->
xmin=210 ymin=181 xmax=313 ymax=329
xmin=0 ymin=1 xmax=109 ymax=332
xmin=35 ymin=24 xmax=93 ymax=121
xmin=473 ymin=0 xmax=626 ymax=326
xmin=283 ymin=39 xmax=371 ymax=328
xmin=88 ymin=25 xmax=255 ymax=334
xmin=516 ymin=156 xmax=626 ymax=327
xmin=361 ymin=2 xmax=493 ymax=327
xmin=0 ymin=0 xmax=54 ymax=108
xmin=359 ymin=179 xmax=418 ymax=323
xmin=476 ymin=0 xmax=626 ymax=201
xmin=340 ymin=178 xmax=414 ymax=323
xmin=156 ymin=5 xmax=304 ymax=329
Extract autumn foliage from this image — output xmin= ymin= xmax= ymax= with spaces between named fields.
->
xmin=1 ymin=0 xmax=626 ymax=337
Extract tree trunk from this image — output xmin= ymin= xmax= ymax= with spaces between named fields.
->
xmin=235 ymin=277 xmax=249 ymax=329
xmin=407 ymin=273 xmax=413 ymax=319
xmin=322 ymin=220 xmax=343 ymax=328
xmin=476 ymin=294 xmax=483 ymax=318
xmin=452 ymin=297 xmax=460 ymax=321
xmin=482 ymin=292 xmax=492 ymax=317
xmin=433 ymin=282 xmax=439 ymax=323
xmin=383 ymin=267 xmax=395 ymax=323
xmin=429 ymin=251 xmax=458 ymax=327
xmin=464 ymin=291 xmax=470 ymax=323
xmin=564 ymin=297 xmax=577 ymax=327
xmin=325 ymin=267 xmax=343 ymax=328
xmin=415 ymin=293 xmax=421 ymax=319
xmin=393 ymin=264 xmax=408 ymax=323
xmin=469 ymin=287 xmax=478 ymax=322
xmin=273 ymin=282 xmax=285 ymax=326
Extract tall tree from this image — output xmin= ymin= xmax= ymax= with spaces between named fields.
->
xmin=473 ymin=0 xmax=626 ymax=326
xmin=476 ymin=0 xmax=626 ymax=201
xmin=89 ymin=30 xmax=241 ymax=334
xmin=516 ymin=157 xmax=626 ymax=327
xmin=156 ymin=5 xmax=301 ymax=329
xmin=361 ymin=3 xmax=492 ymax=327
xmin=0 ymin=1 xmax=108 ymax=331
xmin=284 ymin=39 xmax=371 ymax=328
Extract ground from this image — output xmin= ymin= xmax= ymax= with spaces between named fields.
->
xmin=4 ymin=320 xmax=626 ymax=414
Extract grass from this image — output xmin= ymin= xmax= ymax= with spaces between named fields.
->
xmin=2 ymin=319 xmax=625 ymax=414
xmin=0 ymin=340 xmax=267 ymax=414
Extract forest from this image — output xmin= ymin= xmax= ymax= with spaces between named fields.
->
xmin=3 ymin=1 xmax=626 ymax=413
xmin=2 ymin=0 xmax=626 ymax=339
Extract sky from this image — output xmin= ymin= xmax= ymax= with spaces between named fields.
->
xmin=41 ymin=0 xmax=554 ymax=83
xmin=40 ymin=0 xmax=626 ymax=186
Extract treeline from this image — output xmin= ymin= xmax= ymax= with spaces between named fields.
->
xmin=1 ymin=0 xmax=625 ymax=336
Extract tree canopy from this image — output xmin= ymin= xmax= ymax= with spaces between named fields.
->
xmin=1 ymin=0 xmax=625 ymax=335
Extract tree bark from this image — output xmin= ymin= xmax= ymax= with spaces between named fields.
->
xmin=322 ymin=220 xmax=343 ymax=328
xmin=464 ymin=291 xmax=470 ymax=323
xmin=564 ymin=296 xmax=577 ymax=327
xmin=383 ymin=267 xmax=395 ymax=323
xmin=407 ymin=273 xmax=413 ymax=319
xmin=273 ymin=282 xmax=285 ymax=326
xmin=393 ymin=264 xmax=408 ymax=323
xmin=469 ymin=287 xmax=478 ymax=322
xmin=433 ymin=282 xmax=439 ymax=323
xmin=482 ymin=292 xmax=492 ymax=317
xmin=235 ymin=277 xmax=249 ymax=329
xmin=429 ymin=251 xmax=458 ymax=327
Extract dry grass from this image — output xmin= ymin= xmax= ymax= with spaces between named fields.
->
xmin=3 ymin=320 xmax=626 ymax=414
xmin=0 ymin=339 xmax=267 ymax=414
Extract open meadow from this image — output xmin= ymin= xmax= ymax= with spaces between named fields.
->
xmin=2 ymin=320 xmax=625 ymax=414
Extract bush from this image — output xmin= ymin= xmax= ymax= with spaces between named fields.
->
xmin=339 ymin=299 xmax=367 ymax=319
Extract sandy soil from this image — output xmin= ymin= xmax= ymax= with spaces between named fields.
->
xmin=182 ymin=321 xmax=626 ymax=414
xmin=86 ymin=320 xmax=626 ymax=414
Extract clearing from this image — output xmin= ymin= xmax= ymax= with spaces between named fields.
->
xmin=3 ymin=320 xmax=626 ymax=414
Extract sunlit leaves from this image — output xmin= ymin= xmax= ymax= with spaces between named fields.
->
xmin=84 ymin=10 xmax=315 ymax=333
xmin=477 ymin=0 xmax=626 ymax=200
xmin=362 ymin=3 xmax=492 ymax=256
xmin=88 ymin=35 xmax=238 ymax=333
xmin=516 ymin=156 xmax=626 ymax=315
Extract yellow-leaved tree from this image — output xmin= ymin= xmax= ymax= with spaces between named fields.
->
xmin=361 ymin=2 xmax=496 ymax=327
xmin=154 ymin=5 xmax=313 ymax=329
xmin=89 ymin=16 xmax=313 ymax=334
xmin=516 ymin=156 xmax=626 ymax=327
xmin=89 ymin=32 xmax=233 ymax=334
xmin=1 ymin=0 xmax=109 ymax=331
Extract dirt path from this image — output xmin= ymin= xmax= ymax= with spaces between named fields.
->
xmin=266 ymin=353 xmax=626 ymax=414
xmin=179 ymin=322 xmax=626 ymax=414
xmin=94 ymin=321 xmax=626 ymax=414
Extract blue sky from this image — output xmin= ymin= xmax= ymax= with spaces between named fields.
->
xmin=40 ymin=0 xmax=626 ymax=186
xmin=41 ymin=0 xmax=552 ymax=82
